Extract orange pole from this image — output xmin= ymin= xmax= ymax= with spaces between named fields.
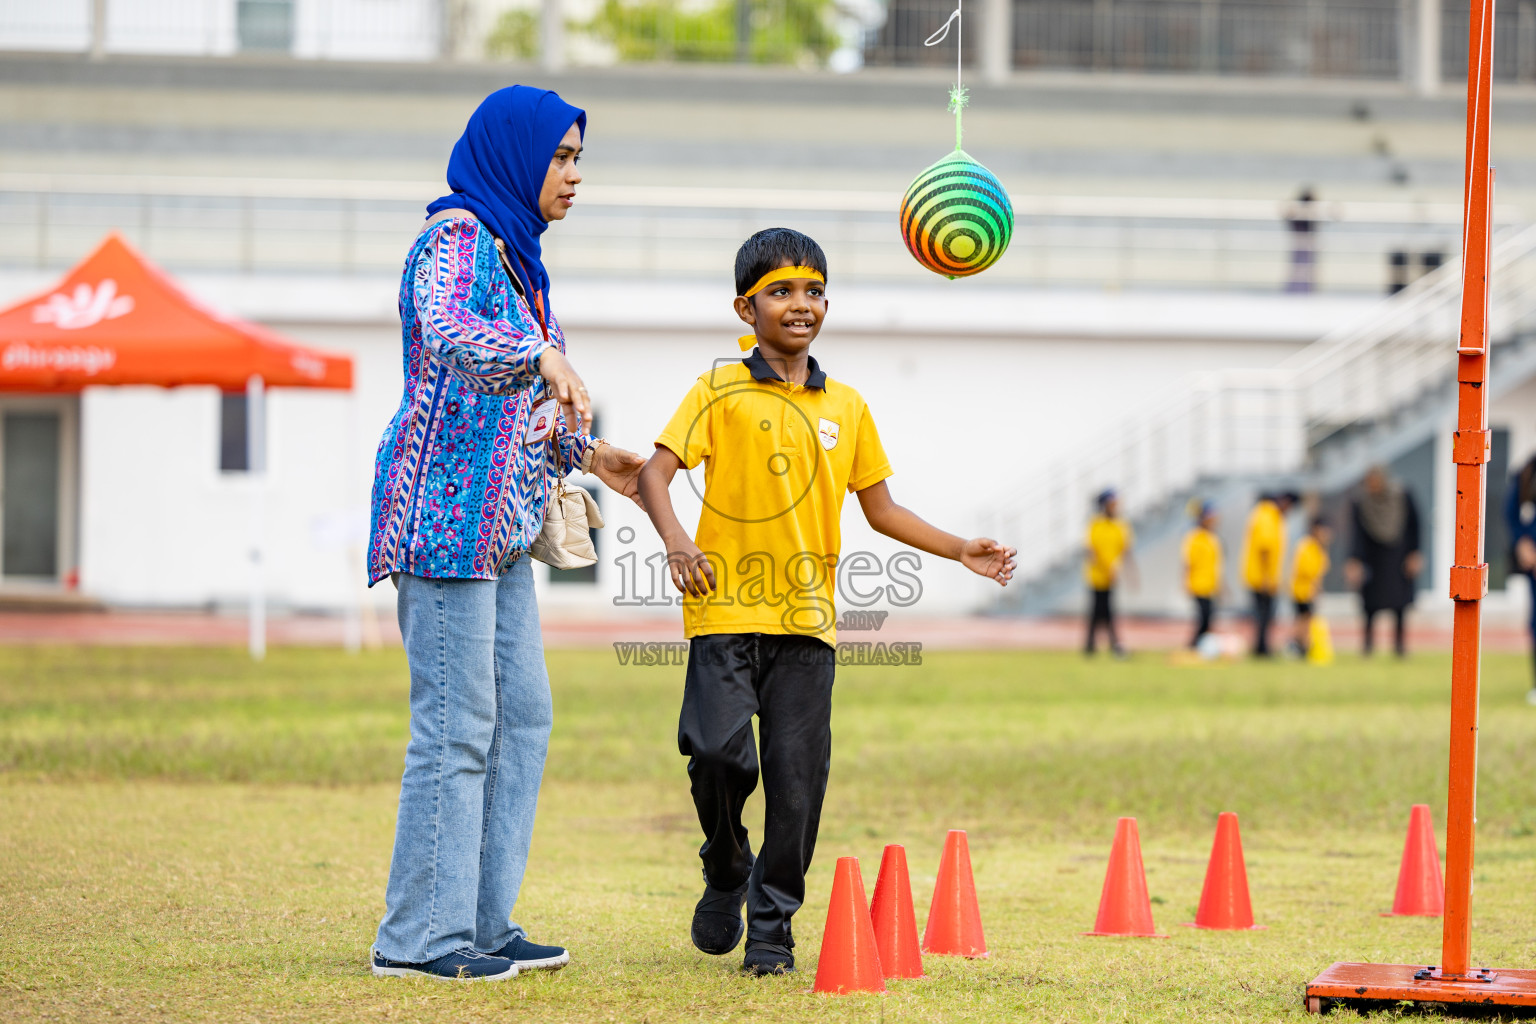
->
xmin=1442 ymin=0 xmax=1497 ymax=979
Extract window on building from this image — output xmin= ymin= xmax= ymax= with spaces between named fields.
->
xmin=220 ymin=393 xmax=250 ymax=473
xmin=238 ymin=0 xmax=295 ymax=53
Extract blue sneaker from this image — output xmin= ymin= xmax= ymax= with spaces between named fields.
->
xmin=371 ymin=948 xmax=517 ymax=981
xmin=486 ymin=936 xmax=570 ymax=971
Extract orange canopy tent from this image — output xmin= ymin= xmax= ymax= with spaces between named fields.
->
xmin=0 ymin=233 xmax=355 ymax=660
xmin=0 ymin=232 xmax=351 ymax=392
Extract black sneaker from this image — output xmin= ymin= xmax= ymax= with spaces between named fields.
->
xmin=486 ymin=936 xmax=570 ymax=971
xmin=371 ymin=948 xmax=517 ymax=981
xmin=691 ymin=881 xmax=748 ymax=955
xmin=742 ymin=940 xmax=794 ymax=976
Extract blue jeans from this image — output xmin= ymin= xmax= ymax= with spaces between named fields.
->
xmin=374 ymin=557 xmax=553 ymax=963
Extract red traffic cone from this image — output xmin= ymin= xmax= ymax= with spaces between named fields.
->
xmin=922 ymin=830 xmax=987 ymax=957
xmin=1184 ymin=812 xmax=1264 ymax=930
xmin=870 ymin=844 xmax=924 ymax=978
xmin=1085 ymin=817 xmax=1167 ymax=937
xmin=813 ymin=857 xmax=886 ymax=995
xmin=1382 ymin=803 xmax=1444 ymax=917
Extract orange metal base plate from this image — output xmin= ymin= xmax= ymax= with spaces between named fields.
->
xmin=1306 ymin=962 xmax=1536 ymax=1012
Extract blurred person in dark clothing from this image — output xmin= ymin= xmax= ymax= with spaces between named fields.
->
xmin=1345 ymin=466 xmax=1423 ymax=657
xmin=1508 ymin=454 xmax=1536 ymax=698
xmin=1285 ymin=187 xmax=1318 ymax=293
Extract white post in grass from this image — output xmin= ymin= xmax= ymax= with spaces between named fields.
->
xmin=247 ymin=374 xmax=267 ymax=661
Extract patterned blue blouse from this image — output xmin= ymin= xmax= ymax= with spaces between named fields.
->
xmin=367 ymin=215 xmax=593 ymax=584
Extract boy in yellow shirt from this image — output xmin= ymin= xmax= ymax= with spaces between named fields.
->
xmin=1084 ymin=489 xmax=1135 ymax=657
xmin=1289 ymin=516 xmax=1333 ymax=657
xmin=1182 ymin=501 xmax=1222 ymax=648
xmin=1242 ymin=490 xmax=1298 ymax=657
xmin=637 ymin=228 xmax=1017 ymax=977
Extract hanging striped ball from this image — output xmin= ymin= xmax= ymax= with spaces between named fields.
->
xmin=899 ymin=149 xmax=1014 ymax=279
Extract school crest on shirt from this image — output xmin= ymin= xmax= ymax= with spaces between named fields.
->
xmin=818 ymin=418 xmax=840 ymax=451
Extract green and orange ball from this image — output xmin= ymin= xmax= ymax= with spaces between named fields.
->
xmin=899 ymin=149 xmax=1014 ymax=279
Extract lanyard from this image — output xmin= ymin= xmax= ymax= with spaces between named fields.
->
xmin=494 ymin=237 xmax=549 ymax=342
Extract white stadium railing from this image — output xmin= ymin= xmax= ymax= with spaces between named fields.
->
xmin=0 ymin=173 xmax=1501 ymax=294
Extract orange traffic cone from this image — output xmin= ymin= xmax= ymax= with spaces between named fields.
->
xmin=922 ymin=830 xmax=988 ymax=958
xmin=1382 ymin=803 xmax=1444 ymax=917
xmin=1084 ymin=817 xmax=1167 ymax=937
xmin=870 ymin=844 xmax=924 ymax=979
xmin=813 ymin=857 xmax=886 ymax=995
xmin=1184 ymin=812 xmax=1264 ymax=930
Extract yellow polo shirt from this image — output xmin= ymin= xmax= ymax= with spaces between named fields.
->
xmin=655 ymin=349 xmax=892 ymax=646
xmin=1291 ymin=535 xmax=1330 ymax=603
xmin=1085 ymin=515 xmax=1132 ymax=590
xmin=1182 ymin=527 xmax=1222 ymax=598
xmin=1242 ymin=499 xmax=1285 ymax=593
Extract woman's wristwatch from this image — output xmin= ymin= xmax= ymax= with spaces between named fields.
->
xmin=580 ymin=437 xmax=608 ymax=474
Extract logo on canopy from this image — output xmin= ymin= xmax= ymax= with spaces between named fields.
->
xmin=32 ymin=280 xmax=135 ymax=331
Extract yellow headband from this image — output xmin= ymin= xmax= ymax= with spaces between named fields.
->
xmin=741 ymin=266 xmax=825 ymax=298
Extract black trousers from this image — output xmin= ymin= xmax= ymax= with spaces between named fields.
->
xmin=1363 ymin=605 xmax=1408 ymax=656
xmin=1085 ymin=588 xmax=1119 ymax=653
xmin=1251 ymin=590 xmax=1276 ymax=656
xmin=678 ymin=632 xmax=835 ymax=947
xmin=1190 ymin=597 xmax=1214 ymax=649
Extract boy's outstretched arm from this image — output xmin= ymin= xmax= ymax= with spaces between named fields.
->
xmin=637 ymin=447 xmax=718 ymax=597
xmin=855 ymin=480 xmax=1017 ymax=586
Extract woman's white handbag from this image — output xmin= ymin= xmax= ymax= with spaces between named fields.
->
xmin=529 ymin=479 xmax=604 ymax=569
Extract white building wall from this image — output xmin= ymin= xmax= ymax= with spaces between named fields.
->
xmin=294 ymin=0 xmax=440 ymax=61
xmin=0 ymin=264 xmax=1390 ymax=618
xmin=107 ymin=0 xmax=236 ymax=55
xmin=0 ymin=0 xmax=90 ymax=51
xmin=0 ymin=0 xmax=439 ymax=59
xmin=68 ymin=304 xmax=1326 ymax=617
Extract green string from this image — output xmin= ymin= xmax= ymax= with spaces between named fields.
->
xmin=949 ymin=84 xmax=969 ymax=151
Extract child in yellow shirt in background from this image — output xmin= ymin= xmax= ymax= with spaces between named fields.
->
xmin=1290 ymin=516 xmax=1333 ymax=657
xmin=1181 ymin=501 xmax=1222 ymax=649
xmin=1085 ymin=489 xmax=1135 ymax=657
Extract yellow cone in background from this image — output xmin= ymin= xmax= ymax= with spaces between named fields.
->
xmin=1308 ymin=616 xmax=1334 ymax=665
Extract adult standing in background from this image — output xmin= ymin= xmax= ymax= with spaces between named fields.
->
xmin=1284 ymin=187 xmax=1318 ymax=293
xmin=366 ymin=86 xmax=647 ymax=982
xmin=1345 ymin=466 xmax=1423 ymax=658
xmin=1507 ymin=455 xmax=1536 ymax=699
xmin=1242 ymin=490 xmax=1297 ymax=657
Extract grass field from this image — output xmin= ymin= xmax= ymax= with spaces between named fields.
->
xmin=3 ymin=645 xmax=1536 ymax=1022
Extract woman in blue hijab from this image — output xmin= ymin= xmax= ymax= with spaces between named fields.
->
xmin=367 ymin=86 xmax=645 ymax=982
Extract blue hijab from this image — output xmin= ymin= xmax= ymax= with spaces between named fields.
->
xmin=427 ymin=85 xmax=586 ymax=304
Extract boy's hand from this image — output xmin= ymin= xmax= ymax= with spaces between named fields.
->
xmin=591 ymin=444 xmax=646 ymax=510
xmin=961 ymin=537 xmax=1017 ymax=586
xmin=666 ymin=538 xmax=717 ymax=597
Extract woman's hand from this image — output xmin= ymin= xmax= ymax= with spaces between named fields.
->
xmin=1344 ymin=558 xmax=1365 ymax=589
xmin=591 ymin=444 xmax=646 ymax=510
xmin=1517 ymin=536 xmax=1536 ymax=572
xmin=960 ymin=537 xmax=1017 ymax=586
xmin=538 ymin=348 xmax=592 ymax=432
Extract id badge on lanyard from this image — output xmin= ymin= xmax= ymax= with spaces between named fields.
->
xmin=525 ymin=397 xmax=559 ymax=446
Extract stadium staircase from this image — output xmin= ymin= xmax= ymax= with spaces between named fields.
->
xmin=989 ymin=223 xmax=1536 ymax=615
